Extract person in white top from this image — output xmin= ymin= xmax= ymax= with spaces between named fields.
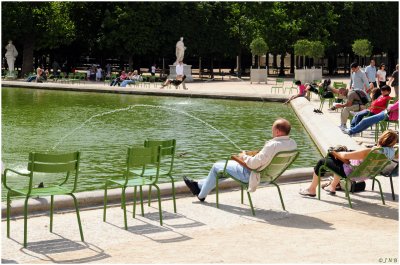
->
xmin=96 ymin=66 xmax=102 ymax=81
xmin=183 ymin=118 xmax=297 ymax=201
xmin=377 ymin=63 xmax=387 ymax=88
xmin=161 ymin=60 xmax=187 ymax=89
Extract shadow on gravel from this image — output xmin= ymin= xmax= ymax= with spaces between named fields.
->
xmin=18 ymin=234 xmax=110 ymax=263
xmin=198 ymin=201 xmax=335 ymax=230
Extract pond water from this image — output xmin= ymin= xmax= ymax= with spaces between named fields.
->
xmin=1 ymin=87 xmax=321 ymax=200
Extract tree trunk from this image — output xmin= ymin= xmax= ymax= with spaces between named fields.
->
xmin=279 ymin=53 xmax=285 ymax=76
xmin=128 ymin=55 xmax=133 ymax=71
xmin=210 ymin=57 xmax=214 ymax=79
xmin=22 ymin=38 xmax=35 ymax=77
xmin=266 ymin=52 xmax=270 ymax=75
xmin=273 ymin=54 xmax=277 ymax=68
xmin=290 ymin=53 xmax=295 ymax=74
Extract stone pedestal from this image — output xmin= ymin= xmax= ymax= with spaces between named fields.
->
xmin=294 ymin=68 xmax=322 ymax=83
xmin=168 ymin=65 xmax=193 ymax=82
xmin=250 ymin=68 xmax=268 ymax=84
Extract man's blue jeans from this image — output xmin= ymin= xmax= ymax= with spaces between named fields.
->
xmin=350 ymin=109 xmax=372 ymax=128
xmin=348 ymin=111 xmax=386 ymax=135
xmin=198 ymin=160 xmax=251 ymax=199
xmin=120 ymin=80 xmax=134 ymax=87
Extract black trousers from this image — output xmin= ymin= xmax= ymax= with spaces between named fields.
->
xmin=314 ymin=157 xmax=346 ymax=176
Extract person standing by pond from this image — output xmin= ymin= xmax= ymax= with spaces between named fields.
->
xmin=183 ymin=118 xmax=297 ymax=202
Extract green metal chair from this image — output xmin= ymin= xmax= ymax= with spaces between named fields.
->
xmin=142 ymin=139 xmax=177 ymax=213
xmin=216 ymin=150 xmax=299 ymax=216
xmin=271 ymin=78 xmax=284 ymax=93
xmin=2 ymin=151 xmax=84 ymax=248
xmin=103 ymin=146 xmax=163 ymax=229
xmin=317 ymin=148 xmax=392 ymax=208
xmin=283 ymin=80 xmax=298 ymax=94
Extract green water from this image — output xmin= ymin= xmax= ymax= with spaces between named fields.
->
xmin=1 ymin=87 xmax=321 ymax=199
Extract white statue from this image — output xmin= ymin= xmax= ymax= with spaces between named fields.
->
xmin=5 ymin=40 xmax=18 ymax=76
xmin=175 ymin=37 xmax=186 ymax=63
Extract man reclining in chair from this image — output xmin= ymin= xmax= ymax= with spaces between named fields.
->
xmin=183 ymin=118 xmax=297 ymax=201
xmin=161 ymin=60 xmax=187 ymax=89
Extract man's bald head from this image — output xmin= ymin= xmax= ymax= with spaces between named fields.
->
xmin=272 ymin=118 xmax=291 ymax=136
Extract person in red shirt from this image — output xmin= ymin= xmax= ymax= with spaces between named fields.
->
xmin=349 ymin=85 xmax=391 ymax=129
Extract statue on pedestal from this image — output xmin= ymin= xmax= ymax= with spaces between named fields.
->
xmin=5 ymin=40 xmax=18 ymax=77
xmin=175 ymin=37 xmax=186 ymax=64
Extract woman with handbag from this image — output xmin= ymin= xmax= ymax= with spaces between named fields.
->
xmin=299 ymin=130 xmax=397 ymax=197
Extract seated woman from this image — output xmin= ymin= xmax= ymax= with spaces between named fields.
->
xmin=299 ymin=129 xmax=398 ymax=197
xmin=110 ymin=71 xmax=127 ymax=86
xmin=283 ymin=80 xmax=306 ymax=104
xmin=120 ymin=70 xmax=142 ymax=87
xmin=344 ymin=100 xmax=398 ymax=135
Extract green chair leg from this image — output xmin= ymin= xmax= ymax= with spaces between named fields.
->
xmin=103 ymin=183 xmax=108 ymax=222
xmin=139 ymin=187 xmax=144 ymax=217
xmin=170 ymin=178 xmax=177 ymax=213
xmin=154 ymin=185 xmax=163 ymax=226
xmin=246 ymin=191 xmax=255 ymax=216
xmin=70 ymin=194 xmax=84 ymax=242
xmin=344 ymin=179 xmax=353 ymax=208
xmin=7 ymin=192 xmax=10 ymax=238
xmin=50 ymin=195 xmax=54 ymax=232
xmin=148 ymin=186 xmax=152 ymax=207
xmin=133 ymin=187 xmax=137 ymax=218
xmin=241 ymin=186 xmax=244 ymax=204
xmin=374 ymin=178 xmax=386 ymax=205
xmin=216 ymin=175 xmax=219 ymax=208
xmin=122 ymin=188 xmax=128 ymax=230
xmin=23 ymin=196 xmax=29 ymax=248
xmin=271 ymin=182 xmax=285 ymax=211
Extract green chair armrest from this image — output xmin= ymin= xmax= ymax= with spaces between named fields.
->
xmin=2 ymin=168 xmax=31 ymax=191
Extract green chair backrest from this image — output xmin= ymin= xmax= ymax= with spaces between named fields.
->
xmin=276 ymin=78 xmax=284 ymax=84
xmin=144 ymin=139 xmax=176 ymax=174
xmin=126 ymin=146 xmax=161 ymax=181
xmin=258 ymin=150 xmax=299 ymax=182
xmin=27 ymin=151 xmax=80 ymax=192
xmin=347 ymin=148 xmax=391 ymax=180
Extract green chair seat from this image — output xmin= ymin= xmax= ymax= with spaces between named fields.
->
xmin=11 ymin=186 xmax=72 ymax=196
xmin=216 ymin=150 xmax=298 ymax=215
xmin=131 ymin=168 xmax=170 ymax=177
xmin=108 ymin=177 xmax=155 ymax=186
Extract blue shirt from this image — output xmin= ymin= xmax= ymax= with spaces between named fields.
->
xmin=365 ymin=65 xmax=377 ymax=83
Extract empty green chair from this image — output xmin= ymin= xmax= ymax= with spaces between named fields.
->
xmin=317 ymin=148 xmax=392 ymax=208
xmin=271 ymin=78 xmax=284 ymax=93
xmin=142 ymin=139 xmax=177 ymax=213
xmin=2 ymin=151 xmax=84 ymax=248
xmin=216 ymin=150 xmax=299 ymax=215
xmin=103 ymin=146 xmax=163 ymax=229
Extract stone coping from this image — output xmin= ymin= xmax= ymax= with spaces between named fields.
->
xmin=1 ymin=168 xmax=314 ymax=218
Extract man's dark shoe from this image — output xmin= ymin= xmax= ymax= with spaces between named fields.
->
xmin=183 ymin=176 xmax=200 ymax=196
xmin=197 ymin=196 xmax=205 ymax=202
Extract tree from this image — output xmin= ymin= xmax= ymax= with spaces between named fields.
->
xmin=2 ymin=2 xmax=75 ymax=76
xmin=250 ymin=37 xmax=268 ymax=68
xmin=352 ymin=39 xmax=372 ymax=66
xmin=294 ymin=40 xmax=310 ymax=68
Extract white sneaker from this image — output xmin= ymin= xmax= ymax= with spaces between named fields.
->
xmin=338 ymin=124 xmax=347 ymax=131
